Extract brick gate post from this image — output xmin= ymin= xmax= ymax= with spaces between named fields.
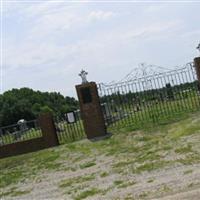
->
xmin=38 ymin=113 xmax=59 ymax=147
xmin=76 ymin=82 xmax=107 ymax=139
xmin=194 ymin=56 xmax=200 ymax=83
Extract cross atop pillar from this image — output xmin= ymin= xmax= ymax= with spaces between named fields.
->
xmin=79 ymin=69 xmax=88 ymax=84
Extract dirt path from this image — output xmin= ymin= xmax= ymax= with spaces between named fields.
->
xmin=1 ymin=114 xmax=200 ymax=200
xmin=5 ymin=161 xmax=200 ymax=200
xmin=154 ymin=188 xmax=200 ymax=200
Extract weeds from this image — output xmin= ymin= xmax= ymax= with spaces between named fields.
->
xmin=74 ymin=188 xmax=102 ymax=200
xmin=175 ymin=145 xmax=192 ymax=154
xmin=59 ymin=174 xmax=96 ymax=188
xmin=79 ymin=161 xmax=96 ymax=169
xmin=100 ymin=172 xmax=109 ymax=177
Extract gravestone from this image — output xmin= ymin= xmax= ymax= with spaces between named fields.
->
xmin=17 ymin=119 xmax=28 ymax=132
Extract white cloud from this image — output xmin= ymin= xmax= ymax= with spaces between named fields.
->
xmin=87 ymin=10 xmax=115 ymax=21
xmin=4 ymin=8 xmax=183 ymax=73
xmin=3 ymin=2 xmax=200 ymax=96
xmin=24 ymin=6 xmax=116 ymax=42
xmin=144 ymin=4 xmax=166 ymax=13
xmin=4 ymin=3 xmax=117 ymax=71
xmin=180 ymin=29 xmax=200 ymax=38
xmin=123 ymin=20 xmax=183 ymax=41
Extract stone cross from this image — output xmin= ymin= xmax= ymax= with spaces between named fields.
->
xmin=79 ymin=69 xmax=88 ymax=84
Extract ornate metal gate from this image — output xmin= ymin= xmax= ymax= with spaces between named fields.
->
xmin=98 ymin=63 xmax=200 ymax=130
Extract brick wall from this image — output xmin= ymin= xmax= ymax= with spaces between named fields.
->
xmin=0 ymin=113 xmax=59 ymax=159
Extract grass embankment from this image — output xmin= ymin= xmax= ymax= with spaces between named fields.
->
xmin=0 ymin=112 xmax=200 ymax=199
xmin=108 ymin=94 xmax=200 ymax=131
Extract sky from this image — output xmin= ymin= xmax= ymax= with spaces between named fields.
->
xmin=1 ymin=0 xmax=200 ymax=98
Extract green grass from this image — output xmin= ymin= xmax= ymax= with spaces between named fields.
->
xmin=113 ymin=180 xmax=123 ymax=186
xmin=59 ymin=174 xmax=96 ymax=188
xmin=139 ymin=192 xmax=148 ymax=198
xmin=132 ymin=161 xmax=170 ymax=174
xmin=188 ymin=183 xmax=195 ymax=188
xmin=0 ymin=187 xmax=31 ymax=198
xmin=113 ymin=160 xmax=133 ymax=169
xmin=147 ymin=178 xmax=154 ymax=183
xmin=175 ymin=145 xmax=192 ymax=154
xmin=10 ymin=189 xmax=31 ymax=197
xmin=0 ymin=170 xmax=24 ymax=188
xmin=160 ymin=184 xmax=171 ymax=192
xmin=107 ymin=94 xmax=200 ymax=133
xmin=178 ymin=153 xmax=200 ymax=165
xmin=79 ymin=161 xmax=96 ymax=169
xmin=0 ymin=148 xmax=61 ymax=188
xmin=74 ymin=188 xmax=102 ymax=200
xmin=1 ymin=129 xmax=42 ymax=145
xmin=117 ymin=181 xmax=136 ymax=188
xmin=100 ymin=171 xmax=109 ymax=177
xmin=135 ymin=150 xmax=161 ymax=163
xmin=183 ymin=169 xmax=193 ymax=175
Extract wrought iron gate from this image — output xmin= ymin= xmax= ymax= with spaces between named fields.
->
xmin=54 ymin=111 xmax=86 ymax=144
xmin=98 ymin=63 xmax=200 ymax=130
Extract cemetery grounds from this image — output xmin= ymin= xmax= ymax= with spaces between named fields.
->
xmin=0 ymin=111 xmax=200 ymax=200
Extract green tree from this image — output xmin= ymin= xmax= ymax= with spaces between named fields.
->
xmin=0 ymin=88 xmax=78 ymax=126
xmin=40 ymin=105 xmax=54 ymax=115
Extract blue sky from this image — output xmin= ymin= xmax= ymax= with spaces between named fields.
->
xmin=1 ymin=1 xmax=200 ymax=97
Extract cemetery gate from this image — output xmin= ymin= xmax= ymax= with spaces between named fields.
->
xmin=54 ymin=111 xmax=86 ymax=144
xmin=98 ymin=62 xmax=200 ymax=131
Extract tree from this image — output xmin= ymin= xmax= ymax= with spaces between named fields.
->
xmin=0 ymin=88 xmax=78 ymax=126
xmin=40 ymin=105 xmax=54 ymax=115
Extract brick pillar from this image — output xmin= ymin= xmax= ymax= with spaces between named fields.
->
xmin=38 ymin=113 xmax=59 ymax=147
xmin=194 ymin=57 xmax=200 ymax=82
xmin=76 ymin=82 xmax=107 ymax=139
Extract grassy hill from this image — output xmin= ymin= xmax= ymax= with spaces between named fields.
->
xmin=0 ymin=112 xmax=200 ymax=200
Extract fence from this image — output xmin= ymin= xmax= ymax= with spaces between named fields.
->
xmin=1 ymin=60 xmax=200 ymax=158
xmin=0 ymin=120 xmax=42 ymax=146
xmin=0 ymin=113 xmax=86 ymax=149
xmin=0 ymin=113 xmax=60 ymax=158
xmin=98 ymin=63 xmax=200 ymax=130
xmin=54 ymin=111 xmax=86 ymax=144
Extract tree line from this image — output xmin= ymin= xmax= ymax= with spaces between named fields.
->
xmin=0 ymin=88 xmax=78 ymax=127
xmin=100 ymin=81 xmax=199 ymax=105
